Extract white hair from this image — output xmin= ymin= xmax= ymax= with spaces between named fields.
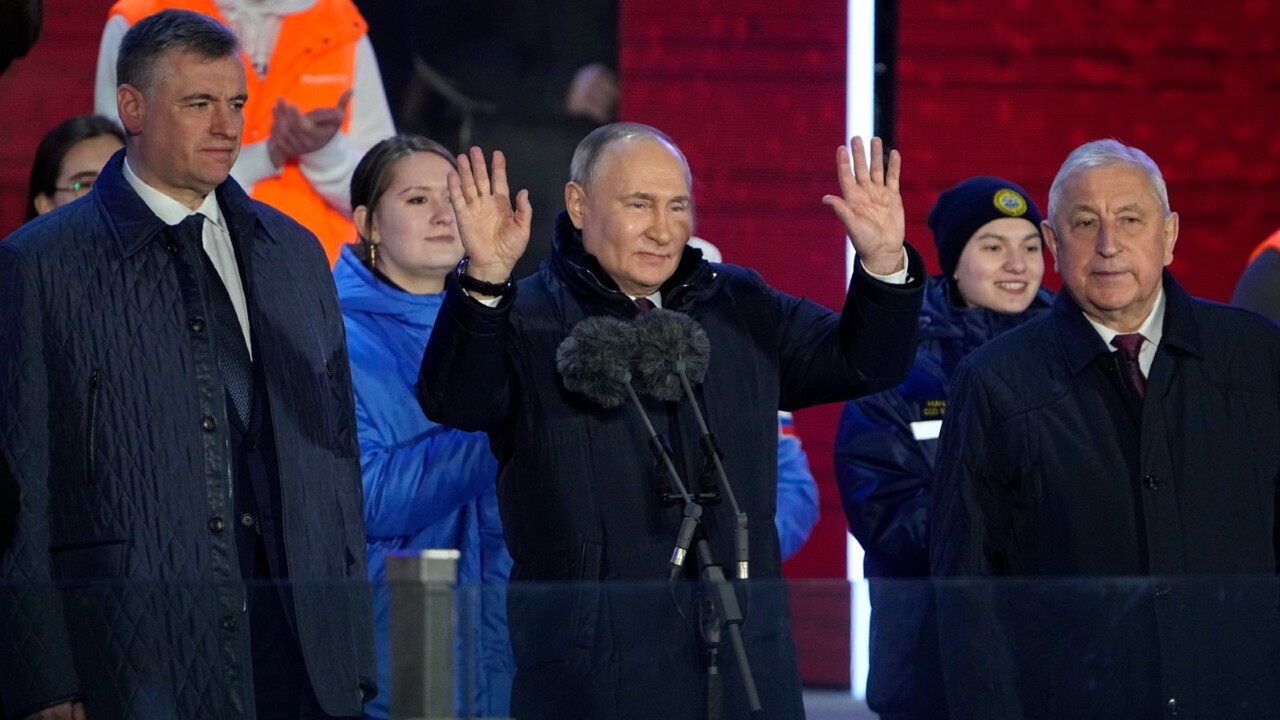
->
xmin=1047 ymin=139 xmax=1171 ymax=225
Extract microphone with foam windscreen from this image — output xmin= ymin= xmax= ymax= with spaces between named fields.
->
xmin=632 ymin=309 xmax=751 ymax=581
xmin=554 ymin=315 xmax=637 ymax=408
xmin=555 ymin=315 xmax=702 ymax=579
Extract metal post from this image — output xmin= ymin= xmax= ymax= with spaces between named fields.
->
xmin=388 ymin=549 xmax=460 ymax=720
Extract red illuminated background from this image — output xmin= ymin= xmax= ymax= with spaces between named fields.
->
xmin=623 ymin=0 xmax=1280 ymax=684
xmin=3 ymin=0 xmax=1278 ymax=688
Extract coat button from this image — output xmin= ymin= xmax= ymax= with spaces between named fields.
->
xmin=1143 ymin=474 xmax=1160 ymax=490
xmin=240 ymin=513 xmax=255 ymax=528
xmin=1155 ymin=585 xmax=1172 ymax=599
xmin=221 ymin=615 xmax=237 ymax=630
xmin=166 ymin=241 xmax=178 ymax=254
xmin=246 ymin=439 xmax=258 ymax=453
xmin=208 ymin=516 xmax=225 ymax=532
xmin=1166 ymin=697 xmax=1178 ymax=715
xmin=190 ymin=317 xmax=205 ymax=333
xmin=201 ymin=416 xmax=216 ymax=432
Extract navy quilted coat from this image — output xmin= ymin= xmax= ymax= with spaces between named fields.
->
xmin=0 ymin=152 xmax=375 ymax=719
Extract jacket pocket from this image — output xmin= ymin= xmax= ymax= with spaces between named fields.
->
xmin=84 ymin=369 xmax=101 ymax=485
xmin=51 ymin=539 xmax=126 ymax=580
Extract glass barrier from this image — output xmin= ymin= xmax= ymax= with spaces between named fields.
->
xmin=1 ymin=573 xmax=1276 ymax=719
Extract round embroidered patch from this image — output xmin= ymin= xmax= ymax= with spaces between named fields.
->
xmin=993 ymin=188 xmax=1028 ymax=217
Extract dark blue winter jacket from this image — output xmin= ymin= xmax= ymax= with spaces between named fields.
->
xmin=418 ymin=212 xmax=925 ymax=720
xmin=834 ymin=275 xmax=1050 ymax=717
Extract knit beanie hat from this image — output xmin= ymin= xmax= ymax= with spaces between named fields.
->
xmin=927 ymin=176 xmax=1043 ymax=277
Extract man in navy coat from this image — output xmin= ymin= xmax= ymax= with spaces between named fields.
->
xmin=932 ymin=139 xmax=1280 ymax=720
xmin=418 ymin=124 xmax=925 ymax=719
xmin=0 ymin=10 xmax=373 ymax=720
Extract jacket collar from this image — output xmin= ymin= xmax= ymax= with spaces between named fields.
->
xmin=333 ymin=243 xmax=444 ymax=319
xmin=96 ymin=148 xmax=263 ymax=260
xmin=917 ymin=275 xmax=1053 ymax=342
xmin=1054 ymin=269 xmax=1202 ymax=377
xmin=548 ymin=211 xmax=715 ymax=311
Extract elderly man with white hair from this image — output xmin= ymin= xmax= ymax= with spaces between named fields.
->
xmin=932 ymin=139 xmax=1280 ymax=720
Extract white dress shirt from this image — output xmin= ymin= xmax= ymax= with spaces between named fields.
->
xmin=123 ymin=159 xmax=254 ymax=356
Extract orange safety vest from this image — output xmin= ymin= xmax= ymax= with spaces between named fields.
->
xmin=1246 ymin=228 xmax=1280 ymax=266
xmin=111 ymin=0 xmax=366 ymax=266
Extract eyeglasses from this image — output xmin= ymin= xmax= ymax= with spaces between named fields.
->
xmin=53 ymin=179 xmax=95 ymax=198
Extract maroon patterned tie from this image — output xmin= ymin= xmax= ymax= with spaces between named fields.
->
xmin=634 ymin=297 xmax=656 ymax=314
xmin=1110 ymin=333 xmax=1147 ymax=398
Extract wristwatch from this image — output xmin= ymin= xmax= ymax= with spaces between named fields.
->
xmin=455 ymin=257 xmax=514 ymax=297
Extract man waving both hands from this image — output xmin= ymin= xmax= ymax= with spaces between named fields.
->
xmin=418 ymin=124 xmax=925 ymax=720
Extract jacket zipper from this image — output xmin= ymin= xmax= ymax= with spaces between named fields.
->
xmin=86 ymin=369 xmax=100 ymax=484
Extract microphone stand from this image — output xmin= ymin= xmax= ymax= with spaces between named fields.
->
xmin=694 ymin=533 xmax=763 ymax=717
xmin=621 ymin=378 xmax=701 ymax=580
xmin=672 ymin=360 xmax=762 ymax=717
xmin=676 ymin=359 xmax=750 ymax=580
xmin=607 ymin=328 xmax=761 ymax=716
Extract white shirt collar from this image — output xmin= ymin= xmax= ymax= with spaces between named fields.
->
xmin=122 ymin=158 xmax=225 ymax=230
xmin=1084 ymin=287 xmax=1166 ymax=350
xmin=1084 ymin=286 xmax=1166 ymax=378
xmin=631 ymin=291 xmax=663 ymax=309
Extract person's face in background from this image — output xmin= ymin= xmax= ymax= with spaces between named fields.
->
xmin=566 ymin=138 xmax=693 ymax=297
xmin=32 ymin=134 xmax=124 ymax=215
xmin=356 ymin=151 xmax=463 ymax=294
xmin=953 ymin=217 xmax=1045 ymax=313
xmin=117 ymin=48 xmax=246 ymax=209
xmin=1043 ymin=164 xmax=1178 ymax=332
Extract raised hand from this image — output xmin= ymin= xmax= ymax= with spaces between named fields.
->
xmin=446 ymin=147 xmax=532 ymax=282
xmin=822 ymin=136 xmax=906 ymax=276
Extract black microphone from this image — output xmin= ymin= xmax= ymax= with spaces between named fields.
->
xmin=632 ymin=309 xmax=750 ymax=580
xmin=555 ymin=316 xmax=702 ymax=579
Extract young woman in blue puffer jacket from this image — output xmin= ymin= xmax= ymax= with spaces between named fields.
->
xmin=336 ymin=135 xmax=514 ymax=720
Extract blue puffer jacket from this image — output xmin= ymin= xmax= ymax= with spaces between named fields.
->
xmin=775 ymin=412 xmax=818 ymax=561
xmin=334 ymin=247 xmax=514 ymax=719
xmin=834 ymin=275 xmax=1051 ymax=718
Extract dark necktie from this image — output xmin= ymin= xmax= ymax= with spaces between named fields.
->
xmin=1110 ymin=333 xmax=1147 ymax=398
xmin=177 ymin=214 xmax=254 ymax=424
xmin=634 ymin=296 xmax=657 ymax=314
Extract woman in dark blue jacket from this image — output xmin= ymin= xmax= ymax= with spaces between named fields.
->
xmin=337 ymin=135 xmax=514 ymax=719
xmin=834 ymin=177 xmax=1052 ymax=720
